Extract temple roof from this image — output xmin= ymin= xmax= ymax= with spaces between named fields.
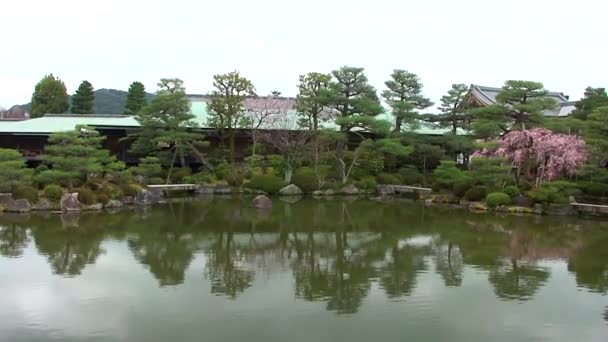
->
xmin=469 ymin=84 xmax=576 ymax=117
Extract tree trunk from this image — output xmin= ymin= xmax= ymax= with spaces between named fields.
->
xmin=229 ymin=129 xmax=236 ymax=162
xmin=336 ymin=139 xmax=345 ymax=184
xmin=166 ymin=147 xmax=178 ymax=184
xmin=422 ymin=155 xmax=427 ymax=187
xmin=394 ymin=117 xmax=403 ymax=133
xmin=179 ymin=147 xmax=186 ymax=168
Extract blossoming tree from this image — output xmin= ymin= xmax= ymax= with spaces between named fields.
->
xmin=472 ymin=128 xmax=587 ymax=185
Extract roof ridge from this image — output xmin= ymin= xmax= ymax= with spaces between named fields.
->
xmin=44 ymin=114 xmax=131 ymax=118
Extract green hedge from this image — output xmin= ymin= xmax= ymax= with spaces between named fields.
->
xmin=485 ymin=192 xmax=511 ymax=208
xmin=247 ymin=175 xmax=285 ymax=194
xmin=43 ymin=184 xmax=64 ymax=202
xmin=503 ymin=185 xmax=521 ymax=198
xmin=464 ymin=186 xmax=486 ymax=201
xmin=292 ymin=167 xmax=318 ymax=192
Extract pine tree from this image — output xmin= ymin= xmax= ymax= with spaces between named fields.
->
xmin=30 ymin=74 xmax=69 ymax=118
xmin=71 ymin=80 xmax=95 ymax=114
xmin=37 ymin=126 xmax=124 ymax=188
xmin=326 ymin=66 xmax=383 ymax=183
xmin=295 ymin=72 xmax=332 ymax=131
xmin=436 ymin=84 xmax=469 ymax=135
xmin=472 ymin=80 xmax=557 ymax=138
xmin=571 ymin=87 xmax=608 ymax=120
xmin=381 ymin=70 xmax=433 ymax=133
xmin=207 ymin=71 xmax=256 ymax=161
xmin=0 ymin=148 xmax=33 ymax=193
xmin=132 ymin=78 xmax=210 ymax=182
xmin=124 ymin=81 xmax=148 ymax=115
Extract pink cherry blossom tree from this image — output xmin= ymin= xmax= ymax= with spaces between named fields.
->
xmin=472 ymin=128 xmax=587 ymax=185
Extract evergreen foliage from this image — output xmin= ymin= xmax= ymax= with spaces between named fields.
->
xmin=382 ymin=70 xmax=433 ymax=132
xmin=124 ymin=81 xmax=148 ymax=115
xmin=71 ymin=80 xmax=95 ymax=114
xmin=30 ymin=74 xmax=69 ymax=117
xmin=207 ymin=71 xmax=256 ymax=161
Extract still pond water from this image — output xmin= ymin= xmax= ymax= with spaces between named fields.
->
xmin=0 ymin=197 xmax=607 ymax=342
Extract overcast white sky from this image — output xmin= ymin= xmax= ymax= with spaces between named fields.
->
xmin=1 ymin=0 xmax=606 ymax=110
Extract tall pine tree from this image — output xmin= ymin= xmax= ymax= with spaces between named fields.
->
xmin=132 ymin=78 xmax=210 ymax=182
xmin=326 ymin=66 xmax=383 ymax=182
xmin=381 ymin=70 xmax=433 ymax=133
xmin=436 ymin=83 xmax=469 ymax=135
xmin=71 ymin=80 xmax=95 ymax=114
xmin=472 ymin=80 xmax=556 ymax=138
xmin=207 ymin=71 xmax=256 ymax=161
xmin=296 ymin=72 xmax=332 ymax=131
xmin=124 ymin=81 xmax=148 ymax=115
xmin=30 ymin=74 xmax=69 ymax=117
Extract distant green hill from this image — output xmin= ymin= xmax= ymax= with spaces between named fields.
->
xmin=22 ymin=88 xmax=154 ymax=114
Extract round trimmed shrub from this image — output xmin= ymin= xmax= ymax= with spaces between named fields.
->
xmin=503 ymin=185 xmax=521 ymax=198
xmin=121 ymin=183 xmax=142 ymax=197
xmin=13 ymin=185 xmax=39 ymax=203
xmin=376 ymin=173 xmax=401 ymax=185
xmin=464 ymin=186 xmax=487 ymax=201
xmin=485 ymin=192 xmax=511 ymax=208
xmin=398 ymin=167 xmax=422 ymax=185
xmin=170 ymin=168 xmax=192 ymax=184
xmin=453 ymin=180 xmax=473 ymax=198
xmin=292 ymin=167 xmax=318 ymax=192
xmin=247 ymin=174 xmax=285 ymax=194
xmin=43 ymin=184 xmax=64 ymax=202
xmin=99 ymin=183 xmax=123 ymax=200
xmin=75 ymin=187 xmax=96 ymax=205
xmin=356 ymin=176 xmax=377 ymax=191
xmin=581 ymin=182 xmax=608 ymax=197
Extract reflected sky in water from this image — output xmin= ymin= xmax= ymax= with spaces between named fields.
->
xmin=0 ymin=197 xmax=607 ymax=341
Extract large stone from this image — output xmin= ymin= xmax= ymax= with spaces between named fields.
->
xmin=312 ymin=190 xmax=324 ymax=196
xmin=32 ymin=199 xmax=60 ymax=211
xmin=377 ymin=185 xmax=395 ymax=196
xmin=253 ymin=195 xmax=272 ymax=209
xmin=82 ymin=203 xmax=103 ymax=211
xmin=5 ymin=199 xmax=31 ymax=213
xmin=135 ymin=189 xmax=154 ymax=206
xmin=148 ymin=188 xmax=165 ymax=202
xmin=122 ymin=196 xmax=135 ymax=205
xmin=533 ymin=203 xmax=544 ymax=215
xmin=340 ymin=184 xmax=360 ymax=195
xmin=469 ymin=202 xmax=488 ymax=211
xmin=0 ymin=193 xmax=13 ymax=206
xmin=512 ymin=195 xmax=531 ymax=207
xmin=196 ymin=185 xmax=215 ymax=195
xmin=544 ymin=204 xmax=576 ymax=216
xmin=215 ymin=185 xmax=234 ymax=195
xmin=279 ymin=184 xmax=303 ymax=196
xmin=60 ymin=193 xmax=82 ymax=212
xmin=324 ymin=189 xmax=336 ymax=196
xmin=104 ymin=200 xmax=124 ymax=209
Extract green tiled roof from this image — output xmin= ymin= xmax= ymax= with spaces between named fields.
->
xmin=0 ymin=100 xmax=466 ymax=136
xmin=0 ymin=114 xmax=140 ymax=135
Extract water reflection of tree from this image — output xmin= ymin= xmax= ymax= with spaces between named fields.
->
xmin=0 ymin=224 xmax=29 ymax=257
xmin=568 ymin=234 xmax=608 ymax=294
xmin=205 ymin=231 xmax=254 ymax=298
xmin=31 ymin=222 xmax=105 ymax=276
xmin=128 ymin=202 xmax=196 ymax=286
xmin=378 ymin=240 xmax=428 ymax=298
xmin=488 ymin=258 xmax=550 ymax=301
xmin=434 ymin=242 xmax=463 ymax=287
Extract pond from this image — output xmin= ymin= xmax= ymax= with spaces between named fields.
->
xmin=0 ymin=197 xmax=607 ymax=341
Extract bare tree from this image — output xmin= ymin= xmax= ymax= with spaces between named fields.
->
xmin=258 ymin=112 xmax=311 ymax=183
xmin=244 ymin=92 xmax=294 ymax=158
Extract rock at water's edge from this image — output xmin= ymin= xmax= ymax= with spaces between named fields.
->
xmin=279 ymin=184 xmax=303 ymax=196
xmin=61 ymin=193 xmax=82 ymax=212
xmin=253 ymin=195 xmax=272 ymax=209
xmin=5 ymin=199 xmax=31 ymax=213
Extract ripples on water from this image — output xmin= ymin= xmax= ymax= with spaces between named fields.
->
xmin=0 ymin=197 xmax=607 ymax=341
